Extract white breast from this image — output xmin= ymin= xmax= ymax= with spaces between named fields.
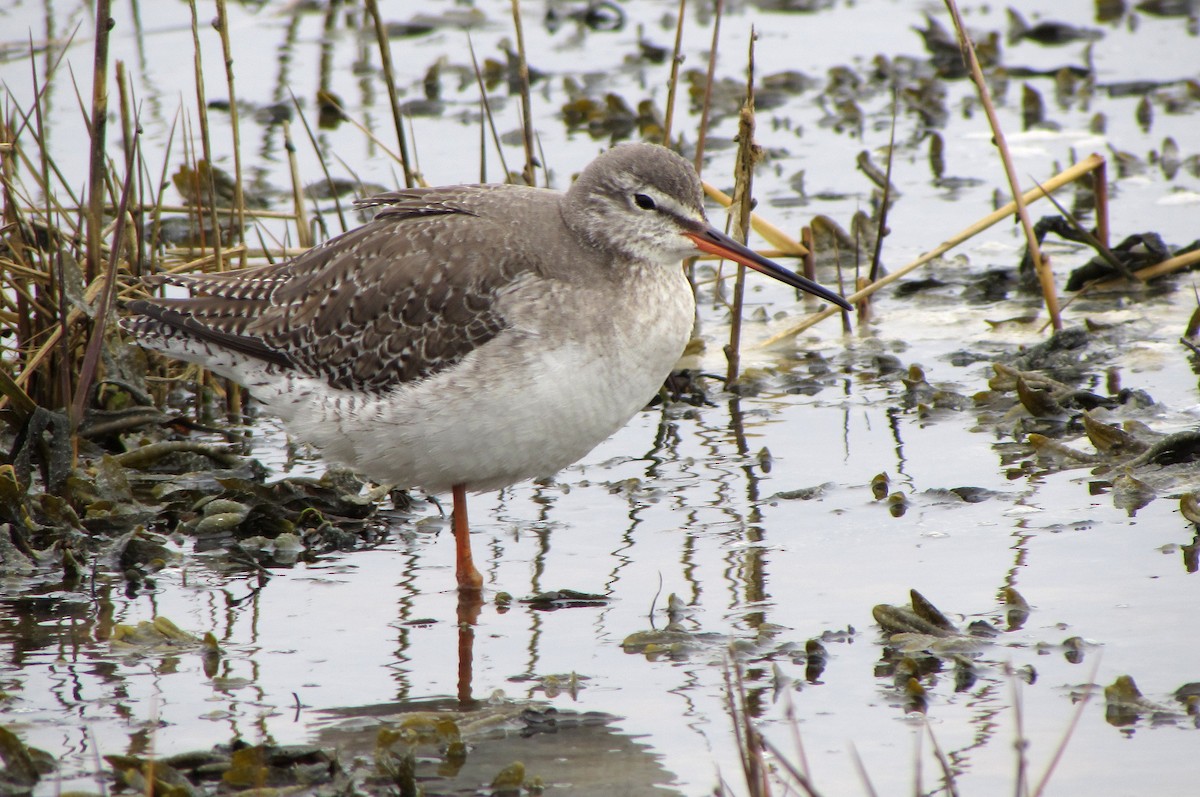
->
xmin=276 ymin=263 xmax=696 ymax=495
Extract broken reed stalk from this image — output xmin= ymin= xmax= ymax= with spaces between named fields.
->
xmin=761 ymin=154 xmax=1105 ymax=345
xmin=213 ymin=0 xmax=247 ymax=266
xmin=363 ymin=0 xmax=414 ymax=188
xmin=723 ymin=31 xmax=758 ymax=388
xmin=661 ymin=0 xmax=687 ymax=146
xmin=84 ymin=0 xmax=112 ymax=283
xmin=509 ymin=0 xmax=536 ymax=186
xmin=693 ymin=0 xmax=724 ymax=171
xmin=943 ymin=0 xmax=1061 ymax=331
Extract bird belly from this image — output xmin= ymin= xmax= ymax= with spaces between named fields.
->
xmin=138 ymin=265 xmax=697 ymax=498
xmin=281 ymin=271 xmax=695 ymax=495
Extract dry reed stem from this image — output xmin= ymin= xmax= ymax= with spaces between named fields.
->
xmin=1053 ymin=246 xmax=1200 ymax=326
xmin=922 ymin=719 xmax=961 ymax=797
xmin=114 ymin=60 xmax=134 ymax=179
xmin=467 ymin=34 xmax=511 ymax=183
xmin=478 ymin=97 xmax=486 ymax=182
xmin=1011 ymin=674 xmax=1030 ymax=796
xmin=320 ymin=96 xmax=412 ymax=180
xmin=363 ymin=0 xmax=414 ymax=188
xmin=944 ymin=0 xmax=1061 ymax=331
xmin=71 ymin=140 xmax=136 ymax=429
xmin=724 ymin=660 xmax=770 ymax=796
xmin=285 ymin=88 xmax=348 ymax=234
xmin=869 ymin=89 xmax=898 ymax=285
xmin=95 ymin=203 xmax=297 ymax=220
xmin=723 ymin=31 xmax=758 ymax=387
xmin=9 ymin=92 xmax=83 ymax=213
xmin=33 ymin=50 xmax=76 ymax=409
xmin=0 ymin=369 xmax=37 ymax=424
xmin=801 ymin=226 xmax=814 ymax=280
xmin=84 ymin=0 xmax=112 ymax=283
xmin=213 ymin=0 xmax=247 ymax=266
xmin=1033 ymin=176 xmax=1133 ymax=279
xmin=1093 ymin=159 xmax=1110 ymax=249
xmin=509 ymin=0 xmax=536 ymax=186
xmin=113 ymin=63 xmax=142 ymax=279
xmin=782 ymin=691 xmax=820 ymax=792
xmin=405 ymin=99 xmax=423 ymax=187
xmin=693 ymin=0 xmax=724 ymax=172
xmin=281 ymin=120 xmax=311 ymax=250
xmin=662 ymin=0 xmax=687 ymax=147
xmin=186 ymin=0 xmax=225 ymax=269
xmin=847 ymin=743 xmax=880 ymax=797
xmin=911 ymin=722 xmax=923 ymax=795
xmin=702 ymin=181 xmax=808 ymax=256
xmin=534 ymin=129 xmax=550 ymax=189
xmin=759 ymin=736 xmax=824 ymax=797
xmin=1029 ymin=657 xmax=1099 ymax=797
xmin=760 ymin=154 xmax=1105 ymax=345
xmin=1116 ymin=248 xmax=1200 ymax=283
xmin=143 ymin=110 xmax=180 ymax=257
xmin=832 ymin=238 xmax=851 ymax=333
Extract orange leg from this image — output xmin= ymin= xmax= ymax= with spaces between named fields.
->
xmin=452 ymin=483 xmax=484 ymax=592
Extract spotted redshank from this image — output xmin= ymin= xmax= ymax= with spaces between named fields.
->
xmin=122 ymin=143 xmax=849 ymax=591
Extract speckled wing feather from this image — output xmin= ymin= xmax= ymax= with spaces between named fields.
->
xmin=129 ymin=186 xmax=539 ymax=393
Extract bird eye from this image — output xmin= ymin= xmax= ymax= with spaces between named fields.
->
xmin=633 ymin=193 xmax=656 ymax=210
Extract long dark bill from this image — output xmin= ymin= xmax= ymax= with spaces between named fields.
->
xmin=687 ymin=227 xmax=853 ymax=312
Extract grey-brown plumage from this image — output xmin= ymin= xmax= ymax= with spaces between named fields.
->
xmin=122 ymin=143 xmax=849 ymax=590
xmin=127 ymin=186 xmax=551 ymax=393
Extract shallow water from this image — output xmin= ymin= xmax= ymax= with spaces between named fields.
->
xmin=3 ymin=0 xmax=1200 ymax=794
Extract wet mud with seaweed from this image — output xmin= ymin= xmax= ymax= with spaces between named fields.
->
xmin=2 ymin=1 xmax=1200 ymax=795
